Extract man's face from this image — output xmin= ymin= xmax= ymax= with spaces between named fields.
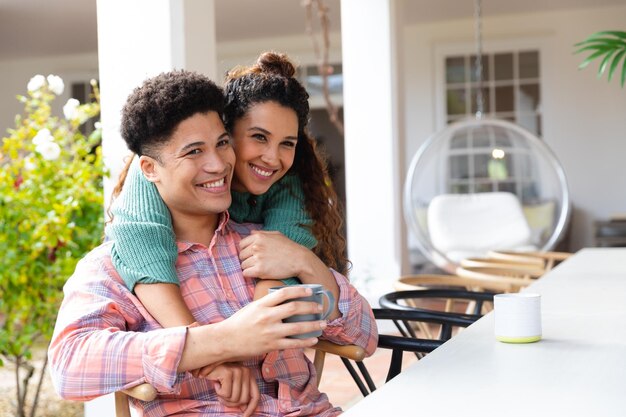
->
xmin=140 ymin=111 xmax=235 ymax=224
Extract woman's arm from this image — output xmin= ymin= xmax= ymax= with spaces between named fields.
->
xmin=108 ymin=160 xmax=194 ymax=326
xmin=257 ymin=174 xmax=318 ymax=250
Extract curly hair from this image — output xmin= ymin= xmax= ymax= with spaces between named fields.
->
xmin=108 ymin=70 xmax=224 ymax=222
xmin=120 ymin=70 xmax=224 ymax=160
xmin=224 ymin=52 xmax=350 ymax=275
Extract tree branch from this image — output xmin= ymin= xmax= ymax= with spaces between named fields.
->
xmin=303 ymin=0 xmax=344 ymax=135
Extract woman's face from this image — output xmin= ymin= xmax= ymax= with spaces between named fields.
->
xmin=230 ymin=101 xmax=299 ymax=195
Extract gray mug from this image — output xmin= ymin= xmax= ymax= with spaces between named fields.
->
xmin=268 ymin=283 xmax=335 ymax=339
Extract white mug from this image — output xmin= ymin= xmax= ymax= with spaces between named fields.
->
xmin=494 ymin=293 xmax=542 ymax=343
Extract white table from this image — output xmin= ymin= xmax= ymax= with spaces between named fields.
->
xmin=344 ymin=248 xmax=626 ymax=416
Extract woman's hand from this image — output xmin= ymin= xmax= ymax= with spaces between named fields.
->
xmin=239 ymin=230 xmax=341 ymax=320
xmin=239 ymin=230 xmax=305 ymax=279
xmin=194 ymin=363 xmax=260 ymax=417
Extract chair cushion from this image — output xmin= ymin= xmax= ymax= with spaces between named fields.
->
xmin=427 ymin=192 xmax=533 ymax=261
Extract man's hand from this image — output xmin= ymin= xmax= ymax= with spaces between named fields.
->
xmin=178 ymin=286 xmax=327 ymax=371
xmin=218 ymin=286 xmax=327 ymax=358
xmin=194 ymin=363 xmax=260 ymax=417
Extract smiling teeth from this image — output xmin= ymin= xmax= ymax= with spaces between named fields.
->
xmin=199 ymin=178 xmax=224 ymax=188
xmin=251 ymin=165 xmax=272 ymax=177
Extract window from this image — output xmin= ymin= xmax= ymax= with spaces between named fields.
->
xmin=445 ymin=123 xmax=540 ymax=203
xmin=297 ymin=64 xmax=343 ymax=108
xmin=435 ymin=47 xmax=546 ymax=202
xmin=444 ymin=50 xmax=541 ymax=135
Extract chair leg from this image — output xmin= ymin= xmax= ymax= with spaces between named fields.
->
xmin=341 ymin=357 xmax=371 ymax=397
xmin=439 ymin=323 xmax=453 ymax=341
xmin=115 ymin=391 xmax=132 ymax=417
xmin=356 ymin=361 xmax=377 ymax=393
xmin=386 ymin=349 xmax=403 ymax=382
xmin=313 ymin=349 xmax=326 ymax=386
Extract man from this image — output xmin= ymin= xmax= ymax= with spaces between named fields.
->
xmin=48 ymin=70 xmax=377 ymax=417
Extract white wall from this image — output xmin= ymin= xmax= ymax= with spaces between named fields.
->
xmin=403 ymin=4 xmax=626 ymax=252
xmin=216 ymin=32 xmax=343 ymax=81
xmin=0 ymin=52 xmax=98 ymax=135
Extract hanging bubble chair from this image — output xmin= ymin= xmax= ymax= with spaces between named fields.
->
xmin=403 ymin=118 xmax=570 ymax=273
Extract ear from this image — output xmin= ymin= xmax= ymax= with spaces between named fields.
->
xmin=138 ymin=155 xmax=160 ymax=183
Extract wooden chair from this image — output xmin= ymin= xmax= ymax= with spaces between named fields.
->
xmin=393 ymin=274 xmax=511 ymax=328
xmin=115 ymin=340 xmax=366 ymax=417
xmin=115 ymin=384 xmax=158 ymax=417
xmin=395 ymin=273 xmax=515 ymax=294
xmin=312 ymin=339 xmax=366 ymax=383
xmin=455 ymin=264 xmax=541 ymax=293
xmin=487 ymin=250 xmax=571 ymax=271
xmin=459 ymin=256 xmax=546 ymax=275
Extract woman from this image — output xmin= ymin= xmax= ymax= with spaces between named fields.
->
xmin=108 ymin=51 xmax=348 ymax=328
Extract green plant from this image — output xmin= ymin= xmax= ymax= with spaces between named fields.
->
xmin=0 ymin=75 xmax=107 ymax=417
xmin=575 ymin=30 xmax=626 ymax=86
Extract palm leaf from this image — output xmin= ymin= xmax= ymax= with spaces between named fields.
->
xmin=608 ymin=50 xmax=626 ymax=82
xmin=586 ymin=31 xmax=626 ymax=40
xmin=598 ymin=49 xmax=619 ymax=76
xmin=575 ymin=38 xmax=626 ymax=48
xmin=578 ymin=49 xmax=611 ymax=70
xmin=575 ymin=30 xmax=626 ymax=87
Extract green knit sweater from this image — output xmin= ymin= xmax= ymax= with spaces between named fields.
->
xmin=107 ymin=162 xmax=316 ymax=291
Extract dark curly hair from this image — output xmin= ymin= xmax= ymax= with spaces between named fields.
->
xmin=120 ymin=70 xmax=224 ymax=160
xmin=108 ymin=70 xmax=224 ymax=222
xmin=224 ymin=52 xmax=350 ymax=275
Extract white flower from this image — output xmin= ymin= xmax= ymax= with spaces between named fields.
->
xmin=27 ymin=74 xmax=46 ymax=92
xmin=36 ymin=141 xmax=61 ymax=161
xmin=47 ymin=74 xmax=65 ymax=95
xmin=94 ymin=121 xmax=102 ymax=130
xmin=32 ymin=128 xmax=54 ymax=146
xmin=63 ymin=98 xmax=80 ymax=120
xmin=23 ymin=156 xmax=37 ymax=171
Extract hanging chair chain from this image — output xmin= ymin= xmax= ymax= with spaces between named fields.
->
xmin=474 ymin=0 xmax=484 ymax=118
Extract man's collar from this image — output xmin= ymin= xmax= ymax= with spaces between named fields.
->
xmin=175 ymin=211 xmax=230 ymax=253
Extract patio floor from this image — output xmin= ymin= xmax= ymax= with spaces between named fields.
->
xmin=306 ymin=346 xmax=418 ymax=411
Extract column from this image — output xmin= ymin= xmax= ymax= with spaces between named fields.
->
xmin=88 ymin=2 xmax=216 ymax=416
xmin=340 ymin=0 xmax=408 ymax=301
xmin=96 ymin=0 xmax=216 ymax=206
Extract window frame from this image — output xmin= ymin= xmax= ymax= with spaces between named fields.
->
xmin=434 ymin=37 xmax=547 ymax=133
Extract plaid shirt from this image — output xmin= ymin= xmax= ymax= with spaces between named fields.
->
xmin=49 ymin=216 xmax=378 ymax=416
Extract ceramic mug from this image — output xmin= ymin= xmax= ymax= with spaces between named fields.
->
xmin=269 ymin=283 xmax=335 ymax=339
xmin=494 ymin=292 xmax=542 ymax=343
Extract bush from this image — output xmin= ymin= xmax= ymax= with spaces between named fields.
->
xmin=0 ymin=74 xmax=107 ymax=417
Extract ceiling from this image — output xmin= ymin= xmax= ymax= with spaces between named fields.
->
xmin=0 ymin=0 xmax=624 ymax=61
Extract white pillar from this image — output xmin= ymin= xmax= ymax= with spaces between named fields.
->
xmin=341 ymin=0 xmax=408 ymax=302
xmin=184 ymin=0 xmax=218 ymax=80
xmin=89 ymin=2 xmax=216 ymax=416
xmin=96 ymin=0 xmax=217 ymax=207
